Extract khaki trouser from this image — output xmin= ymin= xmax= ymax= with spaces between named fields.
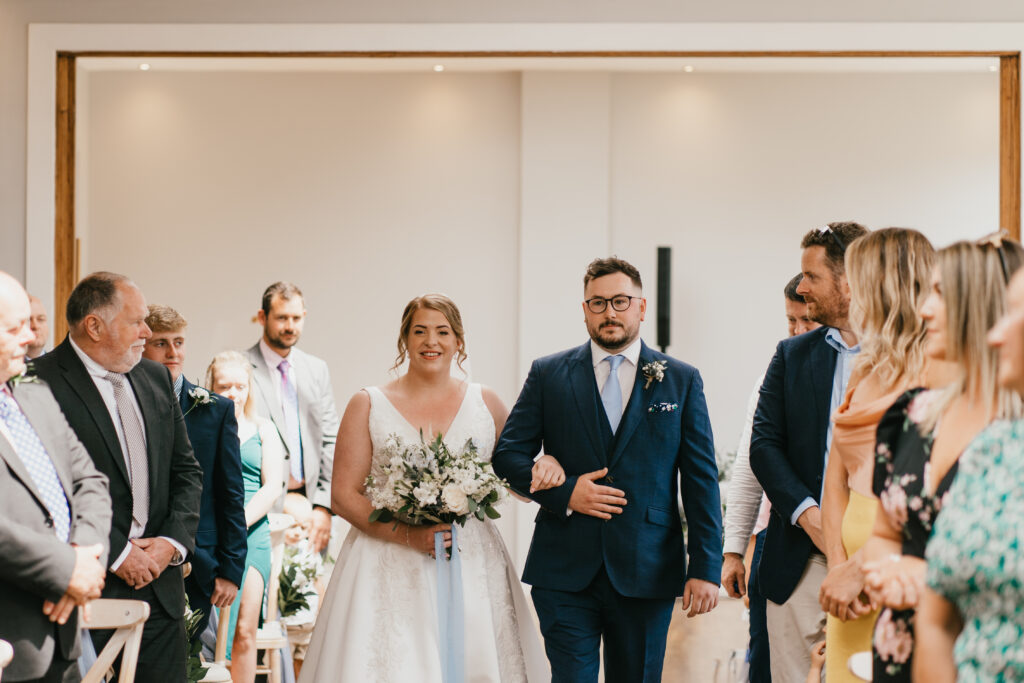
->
xmin=766 ymin=554 xmax=828 ymax=682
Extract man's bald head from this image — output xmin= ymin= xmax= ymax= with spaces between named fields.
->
xmin=0 ymin=272 xmax=37 ymax=383
xmin=26 ymin=294 xmax=48 ymax=359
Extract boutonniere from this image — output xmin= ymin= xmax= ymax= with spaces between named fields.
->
xmin=184 ymin=386 xmax=216 ymax=416
xmin=9 ymin=371 xmax=38 ymax=388
xmin=641 ymin=360 xmax=667 ymax=389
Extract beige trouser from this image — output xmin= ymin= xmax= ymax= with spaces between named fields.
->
xmin=766 ymin=554 xmax=828 ymax=682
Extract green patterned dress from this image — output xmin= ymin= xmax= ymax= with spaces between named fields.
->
xmin=926 ymin=419 xmax=1024 ymax=681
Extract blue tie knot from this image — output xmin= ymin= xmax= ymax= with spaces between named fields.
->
xmin=606 ymin=354 xmax=624 ymax=371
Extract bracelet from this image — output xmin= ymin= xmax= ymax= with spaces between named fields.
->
xmin=404 ymin=526 xmax=411 ymax=547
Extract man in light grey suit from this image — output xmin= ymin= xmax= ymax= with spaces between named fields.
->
xmin=0 ymin=272 xmax=111 ymax=683
xmin=245 ymin=282 xmax=339 ymax=552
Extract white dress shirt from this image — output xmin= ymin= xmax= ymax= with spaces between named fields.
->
xmin=68 ymin=337 xmax=186 ymax=569
xmin=723 ymin=375 xmax=771 ymax=556
xmin=590 ymin=336 xmax=642 ymax=418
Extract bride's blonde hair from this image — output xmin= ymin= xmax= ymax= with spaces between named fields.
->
xmin=392 ymin=294 xmax=468 ymax=374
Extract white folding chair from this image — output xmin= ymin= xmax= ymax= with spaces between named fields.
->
xmin=81 ymin=599 xmax=150 ymax=683
xmin=0 ymin=638 xmax=13 ymax=681
xmin=848 ymin=651 xmax=872 ymax=681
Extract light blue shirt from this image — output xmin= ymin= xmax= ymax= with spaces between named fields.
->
xmin=790 ymin=327 xmax=860 ymax=526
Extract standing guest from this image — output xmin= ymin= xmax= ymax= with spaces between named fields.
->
xmin=817 ymin=229 xmax=935 ymax=682
xmin=750 ymin=221 xmax=870 ymax=681
xmin=245 ymin=282 xmax=339 ymax=553
xmin=864 ymin=236 xmax=1024 ymax=682
xmin=918 ymin=262 xmax=1024 ymax=681
xmin=30 ymin=271 xmax=203 ymax=683
xmin=0 ymin=271 xmax=111 ymax=683
xmin=142 ymin=305 xmax=248 ymax=636
xmin=26 ymin=295 xmax=49 ymax=360
xmin=493 ymin=257 xmax=723 ymax=682
xmin=722 ymin=273 xmax=819 ymax=683
xmin=206 ymin=351 xmax=284 ymax=683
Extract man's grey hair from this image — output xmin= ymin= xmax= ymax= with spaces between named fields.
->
xmin=66 ymin=272 xmax=131 ymax=326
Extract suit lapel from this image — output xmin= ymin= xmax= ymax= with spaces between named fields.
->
xmin=11 ymin=383 xmax=75 ymax=504
xmin=567 ymin=343 xmax=608 ymax=464
xmin=248 ymin=344 xmax=287 ymax=436
xmin=608 ymin=342 xmax=653 ymax=468
xmin=809 ymin=329 xmax=840 ymax=455
xmin=179 ymin=378 xmax=193 ymax=415
xmin=55 ymin=341 xmax=130 ymax=486
xmin=0 ymin=414 xmax=51 ymax=512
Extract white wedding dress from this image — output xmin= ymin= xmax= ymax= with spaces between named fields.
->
xmin=299 ymin=384 xmax=550 ymax=683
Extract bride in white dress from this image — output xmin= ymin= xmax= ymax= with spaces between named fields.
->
xmin=299 ymin=294 xmax=551 ymax=683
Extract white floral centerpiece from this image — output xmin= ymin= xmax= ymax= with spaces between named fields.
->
xmin=365 ymin=432 xmax=508 ymax=527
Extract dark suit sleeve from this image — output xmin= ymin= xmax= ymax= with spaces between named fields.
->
xmin=676 ymin=369 xmax=722 ymax=584
xmin=156 ymin=388 xmax=203 ymax=553
xmin=750 ymin=342 xmax=817 ymax=524
xmin=213 ymin=403 xmax=247 ymax=588
xmin=493 ymin=360 xmax=578 ymax=514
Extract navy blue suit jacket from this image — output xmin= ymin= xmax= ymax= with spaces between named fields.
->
xmin=179 ymin=378 xmax=247 ymax=598
xmin=493 ymin=340 xmax=722 ymax=599
xmin=749 ymin=326 xmax=837 ymax=604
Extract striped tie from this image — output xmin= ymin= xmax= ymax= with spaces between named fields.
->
xmin=0 ymin=387 xmax=71 ymax=542
xmin=105 ymin=373 xmax=149 ymax=530
xmin=602 ymin=355 xmax=625 ymax=433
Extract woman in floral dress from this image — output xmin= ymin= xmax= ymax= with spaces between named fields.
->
xmin=917 ymin=261 xmax=1024 ymax=681
xmin=862 ymin=237 xmax=1024 ymax=682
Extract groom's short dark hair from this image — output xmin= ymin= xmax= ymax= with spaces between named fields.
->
xmin=584 ymin=257 xmax=642 ymax=291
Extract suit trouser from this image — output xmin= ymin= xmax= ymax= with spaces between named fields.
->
xmin=747 ymin=529 xmax=771 ymax=683
xmin=766 ymin=554 xmax=827 ymax=683
xmin=90 ymin=582 xmax=187 ymax=683
xmin=531 ymin=565 xmax=675 ymax=683
xmin=13 ymin=656 xmax=80 ymax=683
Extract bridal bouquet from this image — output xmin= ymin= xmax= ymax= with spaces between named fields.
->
xmin=365 ymin=432 xmax=508 ymax=526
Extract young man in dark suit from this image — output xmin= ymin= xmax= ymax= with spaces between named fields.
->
xmin=31 ymin=272 xmax=203 ymax=683
xmin=493 ymin=257 xmax=722 ymax=683
xmin=749 ymin=222 xmax=868 ymax=681
xmin=0 ymin=271 xmax=111 ymax=683
xmin=142 ymin=304 xmax=247 ymax=636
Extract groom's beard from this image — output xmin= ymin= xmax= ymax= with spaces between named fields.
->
xmin=589 ymin=321 xmax=637 ymax=351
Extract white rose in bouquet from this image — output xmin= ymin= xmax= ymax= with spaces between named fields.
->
xmin=442 ymin=483 xmax=471 ymax=515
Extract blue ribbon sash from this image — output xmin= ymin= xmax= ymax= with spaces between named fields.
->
xmin=435 ymin=525 xmax=465 ymax=683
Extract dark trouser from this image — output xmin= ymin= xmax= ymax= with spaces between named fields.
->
xmin=748 ymin=529 xmax=771 ymax=683
xmin=90 ymin=583 xmax=187 ymax=683
xmin=531 ymin=565 xmax=675 ymax=683
xmin=184 ymin=576 xmax=213 ymax=637
xmin=16 ymin=657 xmax=80 ymax=683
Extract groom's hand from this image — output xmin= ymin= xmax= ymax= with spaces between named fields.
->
xmin=568 ymin=468 xmax=627 ymax=520
xmin=681 ymin=578 xmax=719 ymax=618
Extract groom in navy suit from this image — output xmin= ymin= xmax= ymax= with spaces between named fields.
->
xmin=142 ymin=305 xmax=247 ymax=636
xmin=493 ymin=257 xmax=722 ymax=682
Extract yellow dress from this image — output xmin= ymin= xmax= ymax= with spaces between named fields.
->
xmin=824 ymin=371 xmax=909 ymax=682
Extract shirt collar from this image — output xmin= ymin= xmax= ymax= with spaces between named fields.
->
xmin=591 ymin=336 xmax=643 ymax=369
xmin=824 ymin=327 xmax=860 ymax=354
xmin=259 ymin=338 xmax=290 ymax=371
xmin=69 ymin=335 xmax=117 ymax=379
xmin=173 ymin=374 xmax=184 ymax=399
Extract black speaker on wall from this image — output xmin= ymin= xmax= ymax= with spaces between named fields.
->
xmin=656 ymin=246 xmax=671 ymax=353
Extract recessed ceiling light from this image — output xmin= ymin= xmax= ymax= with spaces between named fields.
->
xmin=434 ymin=65 xmax=445 ymax=72
xmin=139 ymin=63 xmax=151 ymax=71
xmin=683 ymin=65 xmax=694 ymax=73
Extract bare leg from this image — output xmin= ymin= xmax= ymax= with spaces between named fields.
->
xmin=230 ymin=569 xmax=266 ymax=683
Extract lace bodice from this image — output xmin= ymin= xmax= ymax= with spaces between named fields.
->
xmin=365 ymin=383 xmax=496 ymax=476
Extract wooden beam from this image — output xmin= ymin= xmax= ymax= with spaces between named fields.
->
xmin=55 ymin=52 xmax=75 ymax=342
xmin=1001 ymin=54 xmax=1021 ymax=240
xmin=70 ymin=49 xmax=1017 ymax=59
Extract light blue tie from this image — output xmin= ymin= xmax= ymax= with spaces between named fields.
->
xmin=0 ymin=388 xmax=71 ymax=542
xmin=278 ymin=359 xmax=303 ymax=482
xmin=602 ymin=355 xmax=625 ymax=434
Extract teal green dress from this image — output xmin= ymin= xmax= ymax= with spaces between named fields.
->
xmin=926 ymin=419 xmax=1024 ymax=681
xmin=225 ymin=431 xmax=272 ymax=659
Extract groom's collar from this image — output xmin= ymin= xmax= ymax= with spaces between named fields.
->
xmin=589 ymin=337 xmax=642 ymax=369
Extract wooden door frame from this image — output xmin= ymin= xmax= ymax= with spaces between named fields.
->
xmin=52 ymin=49 xmax=1021 ymax=341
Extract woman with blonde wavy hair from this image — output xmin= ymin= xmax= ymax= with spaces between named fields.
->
xmin=818 ymin=228 xmax=936 ymax=682
xmin=861 ymin=234 xmax=1024 ymax=682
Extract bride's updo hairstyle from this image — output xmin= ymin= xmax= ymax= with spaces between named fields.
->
xmin=205 ymin=350 xmax=256 ymax=418
xmin=393 ymin=293 xmax=468 ymax=374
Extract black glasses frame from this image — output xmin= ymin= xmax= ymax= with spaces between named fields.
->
xmin=585 ymin=295 xmax=642 ymax=314
xmin=818 ymin=225 xmax=847 ymax=253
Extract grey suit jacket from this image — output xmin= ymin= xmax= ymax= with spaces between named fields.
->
xmin=0 ymin=380 xmax=111 ymax=681
xmin=245 ymin=343 xmax=339 ymax=510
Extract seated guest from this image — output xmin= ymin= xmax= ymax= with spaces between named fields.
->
xmin=280 ymin=492 xmax=323 ymax=679
xmin=722 ymin=272 xmax=819 ymax=682
xmin=818 ymin=228 xmax=934 ymax=682
xmin=916 ymin=253 xmax=1024 ymax=680
xmin=142 ymin=305 xmax=247 ymax=636
xmin=205 ymin=351 xmax=284 ymax=683
xmin=862 ymin=235 xmax=1024 ymax=682
xmin=26 ymin=295 xmax=48 ymax=360
xmin=0 ymin=271 xmax=111 ymax=683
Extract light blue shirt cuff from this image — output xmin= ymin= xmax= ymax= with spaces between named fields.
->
xmin=791 ymin=497 xmax=817 ymax=527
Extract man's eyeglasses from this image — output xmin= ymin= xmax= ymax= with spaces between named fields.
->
xmin=818 ymin=225 xmax=847 ymax=253
xmin=585 ymin=295 xmax=641 ymax=314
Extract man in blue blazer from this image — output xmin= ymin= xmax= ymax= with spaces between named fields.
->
xmin=493 ymin=257 xmax=722 ymax=683
xmin=143 ymin=305 xmax=247 ymax=636
xmin=749 ymin=221 xmax=868 ymax=681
